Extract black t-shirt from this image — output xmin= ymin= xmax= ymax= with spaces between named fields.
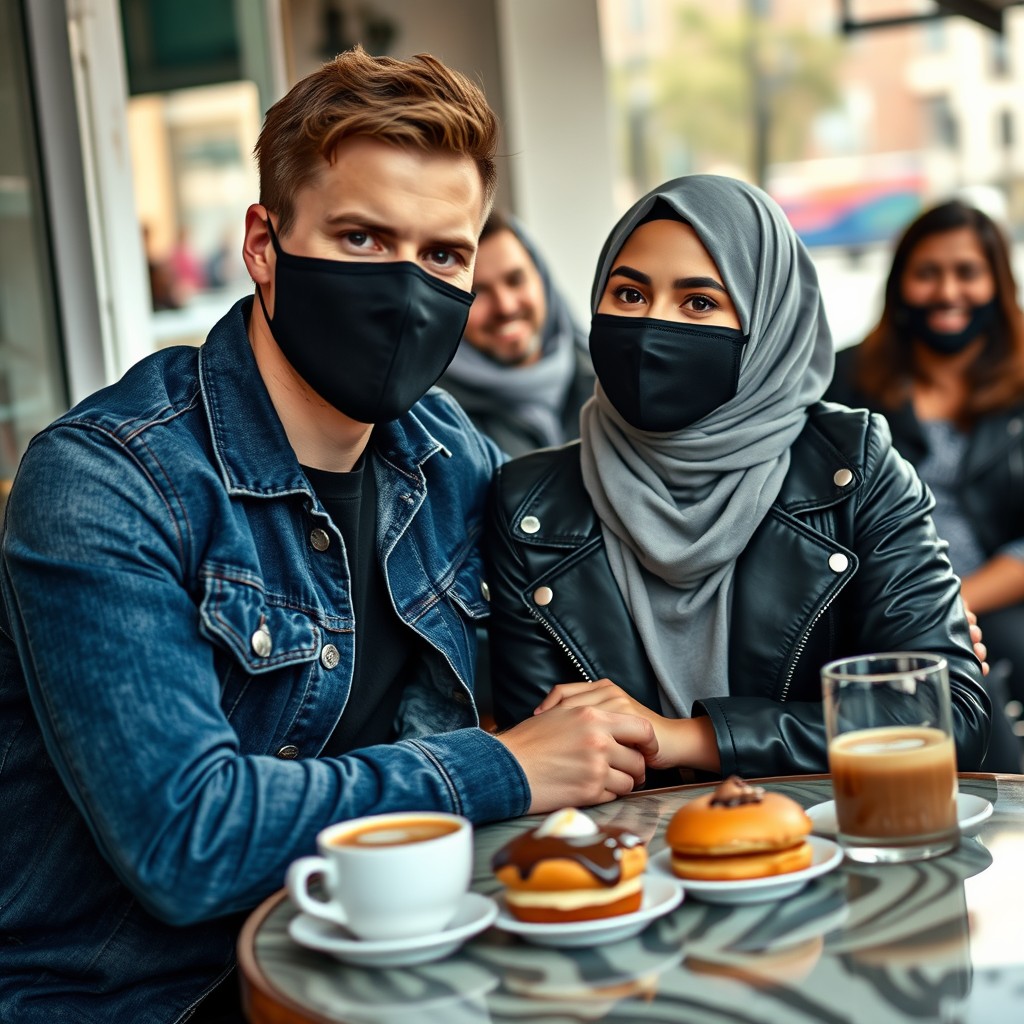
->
xmin=302 ymin=452 xmax=417 ymax=756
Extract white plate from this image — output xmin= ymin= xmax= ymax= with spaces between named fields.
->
xmin=288 ymin=891 xmax=497 ymax=968
xmin=649 ymin=835 xmax=843 ymax=905
xmin=492 ymin=875 xmax=683 ymax=948
xmin=805 ymin=793 xmax=994 ymax=838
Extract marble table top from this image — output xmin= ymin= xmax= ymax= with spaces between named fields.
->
xmin=241 ymin=773 xmax=1024 ymax=1023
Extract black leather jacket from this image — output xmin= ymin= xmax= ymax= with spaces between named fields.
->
xmin=827 ymin=345 xmax=1024 ymax=558
xmin=484 ymin=402 xmax=991 ymax=777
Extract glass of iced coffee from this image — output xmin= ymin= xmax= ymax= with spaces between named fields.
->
xmin=821 ymin=653 xmax=959 ymax=864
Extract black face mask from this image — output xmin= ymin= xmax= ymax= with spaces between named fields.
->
xmin=589 ymin=314 xmax=748 ymax=432
xmin=257 ymin=218 xmax=474 ymax=423
xmin=899 ymin=299 xmax=997 ymax=355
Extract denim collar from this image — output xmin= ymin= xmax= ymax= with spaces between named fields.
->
xmin=198 ymin=297 xmax=447 ymax=497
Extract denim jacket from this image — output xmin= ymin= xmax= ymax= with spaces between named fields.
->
xmin=0 ymin=299 xmax=528 ymax=1023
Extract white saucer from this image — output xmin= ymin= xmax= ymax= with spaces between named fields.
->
xmin=805 ymin=793 xmax=994 ymax=838
xmin=288 ymin=891 xmax=497 ymax=968
xmin=492 ymin=875 xmax=683 ymax=948
xmin=650 ymin=835 xmax=843 ymax=905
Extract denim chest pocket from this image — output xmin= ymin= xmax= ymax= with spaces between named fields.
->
xmin=444 ymin=542 xmax=489 ymax=621
xmin=198 ymin=566 xmax=320 ymax=673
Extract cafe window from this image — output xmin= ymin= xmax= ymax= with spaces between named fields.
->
xmin=0 ymin=0 xmax=70 ymax=508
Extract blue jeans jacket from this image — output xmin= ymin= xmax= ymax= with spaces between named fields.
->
xmin=0 ymin=299 xmax=528 ymax=1022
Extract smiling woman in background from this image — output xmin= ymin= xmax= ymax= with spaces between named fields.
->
xmin=485 ymin=175 xmax=992 ymax=783
xmin=826 ymin=200 xmax=1024 ymax=772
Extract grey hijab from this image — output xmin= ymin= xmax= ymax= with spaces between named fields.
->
xmin=579 ymin=175 xmax=834 ymax=717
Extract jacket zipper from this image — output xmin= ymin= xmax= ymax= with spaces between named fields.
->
xmin=529 ymin=607 xmax=593 ymax=682
xmin=779 ymin=587 xmax=841 ymax=702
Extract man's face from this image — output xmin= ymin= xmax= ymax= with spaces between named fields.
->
xmin=463 ymin=229 xmax=548 ymax=366
xmin=266 ymin=136 xmax=484 ymax=304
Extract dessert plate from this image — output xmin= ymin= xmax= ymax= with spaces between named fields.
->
xmin=492 ymin=875 xmax=683 ymax=948
xmin=288 ymin=891 xmax=497 ymax=968
xmin=650 ymin=835 xmax=843 ymax=905
xmin=805 ymin=793 xmax=994 ymax=838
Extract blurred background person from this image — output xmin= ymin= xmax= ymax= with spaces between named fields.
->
xmin=827 ymin=199 xmax=1024 ymax=772
xmin=439 ymin=211 xmax=594 ymax=458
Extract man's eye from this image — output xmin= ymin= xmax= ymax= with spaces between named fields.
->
xmin=345 ymin=232 xmax=373 ymax=248
xmin=426 ymin=249 xmax=457 ymax=267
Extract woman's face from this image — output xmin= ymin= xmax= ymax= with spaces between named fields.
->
xmin=900 ymin=227 xmax=996 ymax=335
xmin=597 ymin=219 xmax=742 ymax=329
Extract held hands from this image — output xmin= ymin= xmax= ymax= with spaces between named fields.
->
xmin=494 ymin=703 xmax=657 ymax=814
xmin=533 ymin=679 xmax=721 ymax=775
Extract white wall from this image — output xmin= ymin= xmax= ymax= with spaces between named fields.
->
xmin=495 ymin=0 xmax=617 ymax=322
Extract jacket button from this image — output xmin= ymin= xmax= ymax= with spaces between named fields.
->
xmin=276 ymin=744 xmax=299 ymax=759
xmin=320 ymin=644 xmax=340 ymax=670
xmin=310 ymin=528 xmax=330 ymax=552
xmin=480 ymin=580 xmax=491 ymax=601
xmin=520 ymin=515 xmax=541 ymax=534
xmin=251 ymin=625 xmax=272 ymax=658
xmin=828 ymin=553 xmax=849 ymax=573
xmin=833 ymin=468 xmax=853 ymax=487
xmin=533 ymin=586 xmax=554 ymax=606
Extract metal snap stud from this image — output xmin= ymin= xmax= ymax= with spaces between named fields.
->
xmin=310 ymin=528 xmax=330 ymax=552
xmin=833 ymin=468 xmax=853 ymax=487
xmin=533 ymin=586 xmax=554 ymax=606
xmin=480 ymin=580 xmax=491 ymax=601
xmin=320 ymin=644 xmax=340 ymax=670
xmin=520 ymin=515 xmax=541 ymax=534
xmin=251 ymin=624 xmax=272 ymax=658
xmin=276 ymin=744 xmax=299 ymax=759
xmin=828 ymin=553 xmax=849 ymax=573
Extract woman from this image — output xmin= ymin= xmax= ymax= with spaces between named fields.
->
xmin=827 ymin=200 xmax=1024 ymax=771
xmin=484 ymin=175 xmax=991 ymax=780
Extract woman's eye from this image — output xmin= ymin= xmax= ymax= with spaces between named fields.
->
xmin=614 ymin=286 xmax=646 ymax=305
xmin=685 ymin=294 xmax=718 ymax=313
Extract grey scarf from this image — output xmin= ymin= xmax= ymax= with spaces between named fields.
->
xmin=579 ymin=175 xmax=834 ymax=717
xmin=442 ymin=218 xmax=587 ymax=448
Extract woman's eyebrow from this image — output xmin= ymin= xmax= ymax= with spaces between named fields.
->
xmin=674 ymin=275 xmax=727 ymax=293
xmin=608 ymin=265 xmax=651 ymax=285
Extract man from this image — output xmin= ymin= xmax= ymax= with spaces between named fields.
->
xmin=0 ymin=48 xmax=655 ymax=1022
xmin=439 ymin=211 xmax=595 ymax=457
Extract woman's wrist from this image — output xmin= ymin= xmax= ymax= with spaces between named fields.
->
xmin=662 ymin=716 xmax=721 ymax=772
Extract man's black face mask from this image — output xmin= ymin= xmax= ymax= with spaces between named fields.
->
xmin=258 ymin=217 xmax=474 ymax=423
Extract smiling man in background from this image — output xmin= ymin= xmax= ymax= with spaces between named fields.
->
xmin=439 ymin=210 xmax=594 ymax=457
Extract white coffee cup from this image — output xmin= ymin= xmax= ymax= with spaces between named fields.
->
xmin=286 ymin=811 xmax=472 ymax=941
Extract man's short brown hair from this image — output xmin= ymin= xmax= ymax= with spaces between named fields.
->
xmin=255 ymin=45 xmax=498 ymax=234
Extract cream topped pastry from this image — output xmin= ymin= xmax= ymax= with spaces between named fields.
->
xmin=491 ymin=808 xmax=648 ymax=923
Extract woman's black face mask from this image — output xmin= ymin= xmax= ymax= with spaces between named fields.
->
xmin=898 ymin=298 xmax=998 ymax=356
xmin=257 ymin=217 xmax=474 ymax=423
xmin=589 ymin=313 xmax=748 ymax=432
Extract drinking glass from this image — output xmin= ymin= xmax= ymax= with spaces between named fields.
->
xmin=821 ymin=653 xmax=959 ymax=864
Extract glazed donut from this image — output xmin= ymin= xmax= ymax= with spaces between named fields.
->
xmin=492 ymin=809 xmax=648 ymax=923
xmin=666 ymin=777 xmax=812 ymax=881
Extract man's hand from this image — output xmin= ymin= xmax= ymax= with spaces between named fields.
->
xmin=534 ymin=679 xmax=720 ymax=773
xmin=963 ymin=599 xmax=990 ymax=676
xmin=494 ymin=704 xmax=657 ymax=814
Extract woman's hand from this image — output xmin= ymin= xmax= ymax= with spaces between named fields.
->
xmin=534 ymin=679 xmax=721 ymax=773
